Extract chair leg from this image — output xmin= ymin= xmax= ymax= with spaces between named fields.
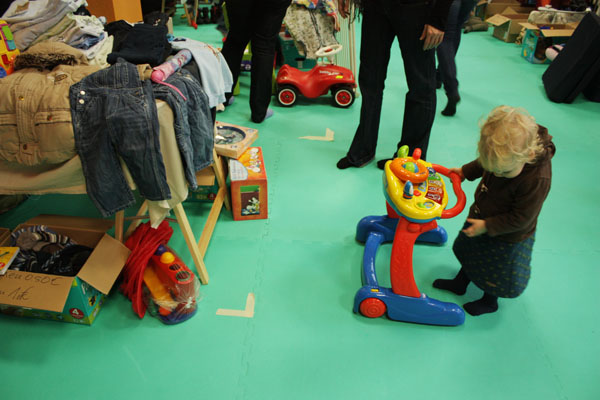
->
xmin=197 ymin=184 xmax=225 ymax=257
xmin=212 ymin=149 xmax=231 ymax=210
xmin=173 ymin=202 xmax=210 ymax=284
xmin=124 ymin=200 xmax=149 ymax=240
xmin=115 ymin=210 xmax=125 ymax=242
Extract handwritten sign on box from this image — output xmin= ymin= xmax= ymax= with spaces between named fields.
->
xmin=0 ymin=271 xmax=72 ymax=312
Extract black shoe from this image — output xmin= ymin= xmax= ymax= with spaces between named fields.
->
xmin=441 ymin=94 xmax=461 ymax=117
xmin=376 ymin=158 xmax=393 ymax=170
xmin=337 ymin=156 xmax=373 ymax=170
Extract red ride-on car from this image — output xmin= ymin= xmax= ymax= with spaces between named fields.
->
xmin=276 ymin=63 xmax=357 ymax=108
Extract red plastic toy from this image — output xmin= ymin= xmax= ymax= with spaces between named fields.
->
xmin=276 ymin=63 xmax=357 ymax=108
xmin=143 ymin=244 xmax=199 ymax=325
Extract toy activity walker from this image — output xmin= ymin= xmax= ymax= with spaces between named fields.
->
xmin=353 ymin=146 xmax=467 ymax=326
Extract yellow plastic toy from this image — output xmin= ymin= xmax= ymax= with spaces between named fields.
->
xmin=383 ymin=146 xmax=464 ymax=222
xmin=0 ymin=20 xmax=19 ymax=76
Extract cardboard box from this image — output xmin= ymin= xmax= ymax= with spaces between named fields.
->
xmin=187 ymin=167 xmax=220 ymax=203
xmin=520 ymin=22 xmax=577 ymax=64
xmin=86 ymin=0 xmax=143 ymax=23
xmin=229 ymin=147 xmax=268 ymax=221
xmin=214 ymin=121 xmax=259 ymax=159
xmin=0 ymin=215 xmax=130 ymax=325
xmin=487 ymin=13 xmax=530 ymax=42
xmin=476 ymin=1 xmax=533 ymax=19
xmin=0 ymin=227 xmax=10 ymax=245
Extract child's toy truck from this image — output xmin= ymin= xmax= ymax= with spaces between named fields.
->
xmin=276 ymin=63 xmax=357 ymax=108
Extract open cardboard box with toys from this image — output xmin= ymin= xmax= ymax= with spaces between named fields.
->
xmin=520 ymin=22 xmax=578 ymax=64
xmin=0 ymin=215 xmax=130 ymax=325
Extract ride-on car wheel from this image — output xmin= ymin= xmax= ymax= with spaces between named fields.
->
xmin=277 ymin=85 xmax=298 ymax=107
xmin=332 ymin=86 xmax=355 ymax=108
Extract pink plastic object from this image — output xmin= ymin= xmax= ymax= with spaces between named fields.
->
xmin=151 ymin=49 xmax=193 ymax=99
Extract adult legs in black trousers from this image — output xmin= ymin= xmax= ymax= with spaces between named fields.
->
xmin=436 ymin=0 xmax=477 ymax=116
xmin=338 ymin=0 xmax=436 ymax=169
xmin=220 ymin=0 xmax=291 ymax=123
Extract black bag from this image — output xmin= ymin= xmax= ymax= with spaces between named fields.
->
xmin=542 ymin=13 xmax=600 ymax=103
xmin=583 ymin=70 xmax=600 ymax=102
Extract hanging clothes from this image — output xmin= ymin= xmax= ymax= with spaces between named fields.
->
xmin=284 ymin=1 xmax=339 ymax=60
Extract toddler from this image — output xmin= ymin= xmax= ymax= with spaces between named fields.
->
xmin=433 ymin=106 xmax=555 ymax=316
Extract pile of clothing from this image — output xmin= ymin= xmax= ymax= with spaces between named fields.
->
xmin=2 ymin=0 xmax=110 ymax=66
xmin=9 ymin=224 xmax=93 ymax=276
xmin=0 ymin=0 xmax=233 ymax=222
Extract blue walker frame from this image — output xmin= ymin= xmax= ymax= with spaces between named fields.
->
xmin=353 ymin=148 xmax=466 ymax=326
xmin=353 ymin=214 xmax=465 ymax=326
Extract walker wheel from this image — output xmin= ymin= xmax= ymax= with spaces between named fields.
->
xmin=359 ymin=298 xmax=386 ymax=318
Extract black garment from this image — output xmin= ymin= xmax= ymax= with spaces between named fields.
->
xmin=107 ymin=24 xmax=171 ymax=67
xmin=105 ymin=20 xmax=134 ymax=52
xmin=349 ymin=0 xmax=452 ymax=31
xmin=144 ymin=11 xmax=170 ymax=27
xmin=344 ymin=0 xmax=444 ymax=166
xmin=220 ymin=0 xmax=291 ymax=122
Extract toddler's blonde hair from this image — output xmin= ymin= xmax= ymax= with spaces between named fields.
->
xmin=478 ymin=105 xmax=544 ymax=171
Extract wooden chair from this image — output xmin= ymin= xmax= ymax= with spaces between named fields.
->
xmin=114 ymin=148 xmax=230 ymax=285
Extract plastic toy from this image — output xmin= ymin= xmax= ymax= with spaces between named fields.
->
xmin=276 ymin=61 xmax=356 ymax=108
xmin=143 ymin=244 xmax=199 ymax=324
xmin=0 ymin=20 xmax=19 ymax=76
xmin=353 ymin=146 xmax=467 ymax=326
xmin=151 ymin=49 xmax=193 ymax=99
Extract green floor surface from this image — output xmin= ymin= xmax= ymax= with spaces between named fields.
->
xmin=1 ymin=14 xmax=599 ymax=400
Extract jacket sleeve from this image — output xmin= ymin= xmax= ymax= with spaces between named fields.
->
xmin=484 ymin=176 xmax=551 ymax=237
xmin=428 ymin=0 xmax=453 ymax=31
xmin=462 ymin=159 xmax=484 ymax=181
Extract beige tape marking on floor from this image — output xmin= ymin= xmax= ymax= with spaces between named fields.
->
xmin=216 ymin=293 xmax=255 ymax=318
xmin=299 ymin=128 xmax=334 ymax=141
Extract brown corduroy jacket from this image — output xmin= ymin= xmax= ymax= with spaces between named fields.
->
xmin=0 ymin=42 xmax=100 ymax=166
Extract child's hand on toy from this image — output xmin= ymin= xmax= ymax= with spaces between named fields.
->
xmin=420 ymin=24 xmax=444 ymax=50
xmin=449 ymin=167 xmax=465 ymax=181
xmin=462 ymin=218 xmax=487 ymax=237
